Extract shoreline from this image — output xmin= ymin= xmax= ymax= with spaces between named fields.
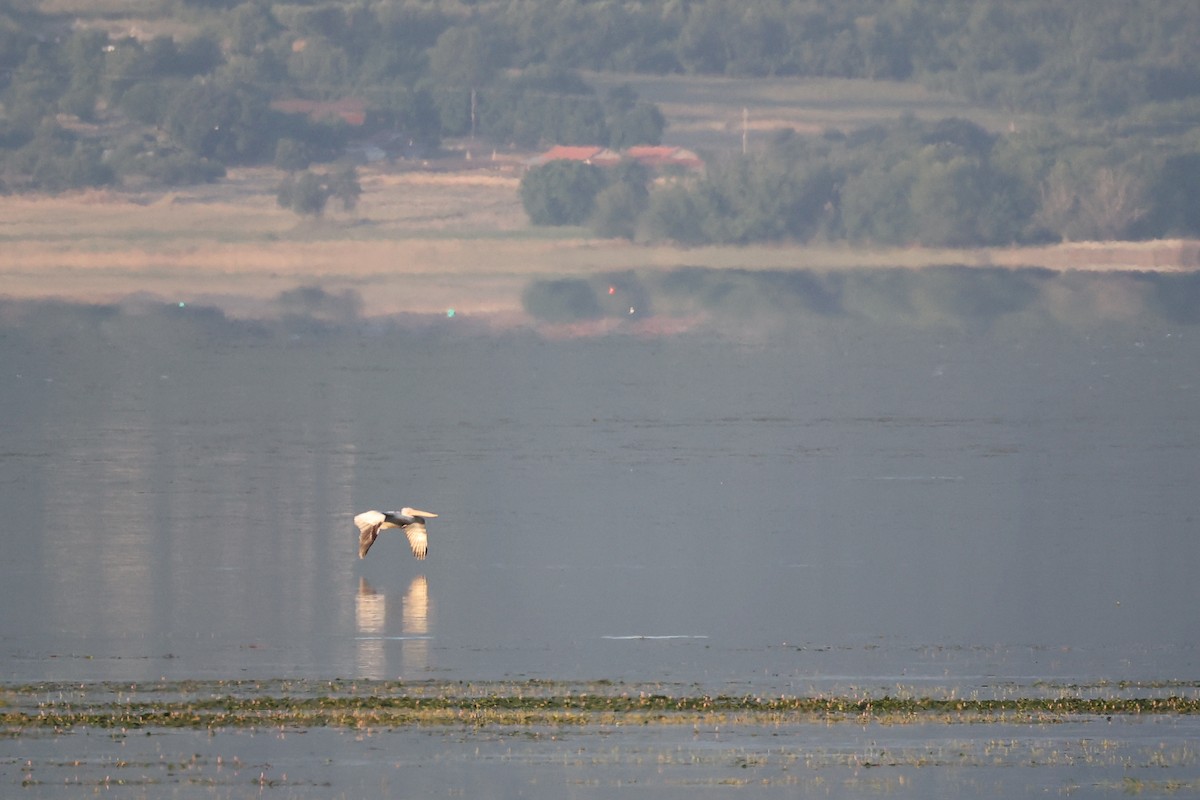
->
xmin=2 ymin=168 xmax=1197 ymax=319
xmin=4 ymin=238 xmax=1198 ymax=322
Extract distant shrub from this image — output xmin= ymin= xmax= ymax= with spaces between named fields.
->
xmin=522 ymin=278 xmax=603 ymax=322
xmin=109 ymin=143 xmax=225 ymax=186
xmin=519 ymin=160 xmax=606 ymax=225
xmin=274 ymin=285 xmax=363 ymax=322
xmin=589 ymin=182 xmax=643 ymax=239
xmin=274 ymin=138 xmax=315 ymax=172
xmin=275 ymin=166 xmax=360 ymax=216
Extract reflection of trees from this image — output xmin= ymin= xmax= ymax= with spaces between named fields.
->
xmin=33 ymin=314 xmax=361 ymax=667
xmin=41 ymin=438 xmax=158 ymax=638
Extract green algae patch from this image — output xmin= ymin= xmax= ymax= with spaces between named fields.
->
xmin=4 ymin=681 xmax=1199 ymax=733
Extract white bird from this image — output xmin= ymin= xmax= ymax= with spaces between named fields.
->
xmin=354 ymin=508 xmax=438 ymax=560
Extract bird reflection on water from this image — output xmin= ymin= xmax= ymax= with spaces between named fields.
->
xmin=402 ymin=576 xmax=431 ymax=676
xmin=354 ymin=578 xmax=386 ymax=679
xmin=354 ymin=576 xmax=432 ymax=679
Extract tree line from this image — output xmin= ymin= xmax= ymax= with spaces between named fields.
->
xmin=0 ymin=1 xmax=668 ymax=192
xmin=521 ymin=115 xmax=1200 ymax=245
xmin=1 ymin=0 xmax=1199 ymax=244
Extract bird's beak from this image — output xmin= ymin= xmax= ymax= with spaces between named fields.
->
xmin=409 ymin=509 xmax=437 ymax=518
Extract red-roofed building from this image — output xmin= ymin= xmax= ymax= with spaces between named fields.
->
xmin=527 ymin=145 xmax=610 ymax=166
xmin=528 ymin=144 xmax=703 ymax=171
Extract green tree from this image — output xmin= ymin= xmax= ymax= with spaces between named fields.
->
xmin=840 ymin=160 xmax=919 ymax=243
xmin=275 ymin=165 xmax=360 ymax=216
xmin=430 ymin=87 xmax=473 ymax=137
xmin=8 ymin=122 xmax=115 ymax=191
xmin=369 ymin=88 xmax=441 ymax=147
xmin=277 ymin=170 xmax=329 ymax=216
xmin=287 ymin=37 xmax=350 ymax=93
xmin=603 ymin=84 xmax=664 ymax=148
xmin=476 ymin=68 xmax=627 ymax=149
xmin=651 ymin=149 xmax=836 ymax=245
xmin=1145 ymin=152 xmax=1200 ymax=237
xmin=550 ymin=95 xmax=609 ymax=145
xmin=274 ymin=138 xmax=314 ymax=172
xmin=5 ymin=43 xmax=66 ymax=128
xmin=119 ymin=80 xmax=180 ymax=126
xmin=0 ymin=17 xmax=36 ymax=78
xmin=164 ymin=81 xmax=274 ymax=164
xmin=590 ymin=183 xmax=644 ymax=239
xmin=359 ymin=3 xmax=446 ymax=86
xmin=107 ymin=138 xmax=224 ymax=186
xmin=226 ymin=2 xmax=280 ymax=56
xmin=519 ymin=160 xmax=606 ymax=225
xmin=427 ymin=26 xmax=500 ymax=88
xmin=591 ymin=158 xmax=653 ymax=238
xmin=1034 ymin=161 xmax=1146 ymax=241
xmin=676 ymin=0 xmax=737 ymax=74
xmin=1077 ymin=166 xmax=1146 ymax=240
xmin=909 ymin=156 xmax=985 ymax=246
xmin=641 ymin=183 xmax=711 ymax=245
xmin=1033 ymin=162 xmax=1081 ymax=241
xmin=326 ymin=163 xmax=361 ymax=212
xmin=59 ymin=29 xmax=108 ymax=121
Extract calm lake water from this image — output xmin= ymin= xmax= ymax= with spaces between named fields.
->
xmin=2 ymin=288 xmax=1199 ymax=796
xmin=3 ymin=293 xmax=1197 ymax=688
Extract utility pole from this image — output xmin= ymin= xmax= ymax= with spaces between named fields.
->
xmin=465 ymin=87 xmax=477 ymax=160
xmin=470 ymin=88 xmax=477 ymax=142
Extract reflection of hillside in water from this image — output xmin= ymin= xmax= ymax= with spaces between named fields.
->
xmin=39 ymin=435 xmax=159 ymax=640
xmin=6 ymin=297 xmax=1199 ymax=686
xmin=31 ymin=326 xmax=360 ymax=663
xmin=522 ymin=266 xmax=1200 ymax=329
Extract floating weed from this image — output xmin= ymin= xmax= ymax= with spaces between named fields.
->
xmin=3 ymin=680 xmax=1200 ymax=732
xmin=1109 ymin=777 xmax=1200 ymax=795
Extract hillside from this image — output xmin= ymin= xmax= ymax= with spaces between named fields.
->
xmin=2 ymin=0 xmax=1199 ymax=325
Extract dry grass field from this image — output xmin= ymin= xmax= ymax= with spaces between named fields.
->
xmin=587 ymin=72 xmax=1041 ymax=151
xmin=2 ymin=162 xmax=1197 ymax=320
xmin=1 ymin=166 xmax=537 ymax=317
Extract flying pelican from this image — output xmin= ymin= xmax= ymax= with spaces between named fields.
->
xmin=354 ymin=508 xmax=438 ymax=560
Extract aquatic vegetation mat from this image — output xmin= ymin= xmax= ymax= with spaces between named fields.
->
xmin=4 ymin=679 xmax=1199 ymax=732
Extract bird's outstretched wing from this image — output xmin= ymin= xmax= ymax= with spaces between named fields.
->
xmin=358 ymin=523 xmax=381 ymax=559
xmin=354 ymin=510 xmax=387 ymax=559
xmin=404 ymin=521 xmax=429 ymax=560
